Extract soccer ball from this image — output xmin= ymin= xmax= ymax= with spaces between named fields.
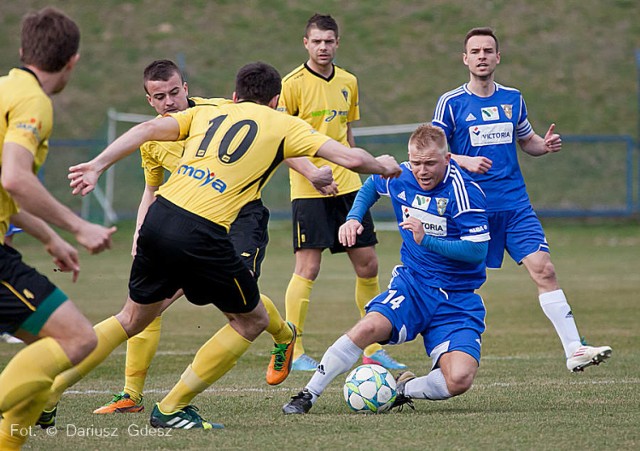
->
xmin=343 ymin=364 xmax=397 ymax=413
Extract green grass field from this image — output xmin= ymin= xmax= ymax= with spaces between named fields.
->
xmin=1 ymin=220 xmax=638 ymax=450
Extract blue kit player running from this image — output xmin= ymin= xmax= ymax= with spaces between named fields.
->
xmin=283 ymin=123 xmax=490 ymax=414
xmin=432 ymin=27 xmax=611 ymax=372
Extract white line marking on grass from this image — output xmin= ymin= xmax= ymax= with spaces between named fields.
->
xmin=62 ymin=378 xmax=640 ymax=397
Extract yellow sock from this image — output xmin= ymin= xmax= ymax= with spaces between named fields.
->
xmin=285 ymin=274 xmax=313 ymax=359
xmin=0 ymin=389 xmax=50 ymax=450
xmin=46 ymin=316 xmax=128 ymax=410
xmin=0 ymin=337 xmax=71 ymax=414
xmin=356 ymin=276 xmax=383 ymax=357
xmin=261 ymin=294 xmax=292 ymax=344
xmin=124 ymin=315 xmax=162 ymax=403
xmin=159 ymin=324 xmax=251 ymax=412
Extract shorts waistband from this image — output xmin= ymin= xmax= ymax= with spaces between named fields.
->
xmin=156 ymin=196 xmax=227 ymax=235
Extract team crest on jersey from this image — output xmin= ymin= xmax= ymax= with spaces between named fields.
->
xmin=341 ymin=88 xmax=349 ymax=102
xmin=501 ymin=104 xmax=513 ymax=119
xmin=411 ymin=194 xmax=431 ymax=211
xmin=436 ymin=198 xmax=448 ymax=216
xmin=481 ymin=107 xmax=500 ymax=121
xmin=398 ymin=191 xmax=406 ymax=201
xmin=465 ymin=113 xmax=476 ymax=121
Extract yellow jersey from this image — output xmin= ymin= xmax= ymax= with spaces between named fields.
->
xmin=278 ymin=63 xmax=362 ymax=199
xmin=0 ymin=68 xmax=54 ymax=241
xmin=158 ymin=101 xmax=331 ymax=230
xmin=140 ymin=97 xmax=231 ymax=187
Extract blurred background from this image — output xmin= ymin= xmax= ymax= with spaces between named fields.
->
xmin=1 ymin=0 xmax=639 ymax=221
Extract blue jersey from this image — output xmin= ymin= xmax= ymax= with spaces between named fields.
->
xmin=432 ymin=83 xmax=535 ymax=212
xmin=357 ymin=161 xmax=489 ymax=290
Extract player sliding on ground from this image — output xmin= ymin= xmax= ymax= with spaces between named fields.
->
xmin=284 ymin=124 xmax=490 ymax=414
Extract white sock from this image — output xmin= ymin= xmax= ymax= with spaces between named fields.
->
xmin=404 ymin=368 xmax=451 ymax=400
xmin=306 ymin=335 xmax=362 ymax=403
xmin=539 ymin=289 xmax=582 ymax=358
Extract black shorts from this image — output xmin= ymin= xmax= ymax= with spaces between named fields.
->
xmin=291 ymin=191 xmax=378 ymax=254
xmin=0 ymin=244 xmax=68 ymax=334
xmin=129 ymin=197 xmax=260 ymax=313
xmin=229 ymin=199 xmax=270 ymax=279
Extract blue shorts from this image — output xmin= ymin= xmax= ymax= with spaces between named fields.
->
xmin=366 ymin=265 xmax=486 ymax=367
xmin=486 ymin=206 xmax=549 ymax=269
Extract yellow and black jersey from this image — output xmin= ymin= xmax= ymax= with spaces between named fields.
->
xmin=0 ymin=68 xmax=53 ymax=240
xmin=278 ymin=63 xmax=362 ymax=199
xmin=158 ymin=101 xmax=331 ymax=230
xmin=141 ymin=96 xmax=231 ymax=187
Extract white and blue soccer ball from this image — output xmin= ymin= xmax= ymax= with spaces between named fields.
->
xmin=343 ymin=363 xmax=397 ymax=413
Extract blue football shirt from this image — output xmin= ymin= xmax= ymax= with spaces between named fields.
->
xmin=432 ymin=82 xmax=535 ymax=212
xmin=354 ymin=161 xmax=489 ymax=291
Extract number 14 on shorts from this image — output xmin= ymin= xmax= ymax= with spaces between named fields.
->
xmin=380 ymin=290 xmax=405 ymax=310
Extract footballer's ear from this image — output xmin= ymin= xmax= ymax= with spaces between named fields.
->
xmin=232 ymin=91 xmax=238 ymax=103
xmin=267 ymin=94 xmax=280 ymax=109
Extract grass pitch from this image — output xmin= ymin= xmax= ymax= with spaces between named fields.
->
xmin=1 ymin=220 xmax=638 ymax=450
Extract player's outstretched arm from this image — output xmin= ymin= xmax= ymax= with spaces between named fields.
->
xmin=285 ymin=158 xmax=338 ymax=195
xmin=68 ymin=116 xmax=181 ymax=196
xmin=2 ymin=143 xmax=116 ymax=254
xmin=315 ymin=139 xmax=401 ymax=178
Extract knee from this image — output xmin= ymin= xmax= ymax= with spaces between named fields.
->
xmin=64 ymin=325 xmax=98 ymax=364
xmin=445 ymin=368 xmax=475 ymax=396
xmin=354 ymin=256 xmax=378 ymax=278
xmin=530 ymin=260 xmax=557 ymax=287
xmin=296 ymin=263 xmax=320 ymax=281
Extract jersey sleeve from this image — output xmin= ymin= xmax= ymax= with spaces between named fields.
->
xmin=431 ymin=95 xmax=454 ymax=140
xmin=277 ymin=78 xmax=299 ymax=116
xmin=347 ymin=78 xmax=360 ymax=123
xmin=140 ymin=142 xmax=165 ymax=187
xmin=454 ymin=181 xmax=490 ymax=243
xmin=3 ymin=94 xmax=52 ymax=155
xmin=282 ymin=116 xmax=331 ymax=159
xmin=515 ymin=95 xmax=534 ymax=140
xmin=169 ymin=108 xmax=195 ymax=140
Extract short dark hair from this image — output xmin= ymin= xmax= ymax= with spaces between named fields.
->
xmin=235 ymin=62 xmax=281 ymax=105
xmin=20 ymin=7 xmax=80 ymax=72
xmin=305 ymin=13 xmax=339 ymax=38
xmin=143 ymin=59 xmax=184 ymax=94
xmin=464 ymin=27 xmax=499 ymax=53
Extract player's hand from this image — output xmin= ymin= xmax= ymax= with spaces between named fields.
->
xmin=543 ymin=123 xmax=562 ymax=153
xmin=311 ymin=165 xmax=334 ymax=188
xmin=338 ymin=219 xmax=364 ymax=247
xmin=317 ymin=181 xmax=339 ymax=196
xmin=68 ymin=162 xmax=100 ymax=196
xmin=311 ymin=165 xmax=339 ymax=196
xmin=400 ymin=216 xmax=425 ymax=245
xmin=458 ymin=155 xmax=492 ymax=174
xmin=376 ymin=155 xmax=402 ymax=178
xmin=75 ymin=220 xmax=117 ymax=254
xmin=46 ymin=235 xmax=80 ymax=283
